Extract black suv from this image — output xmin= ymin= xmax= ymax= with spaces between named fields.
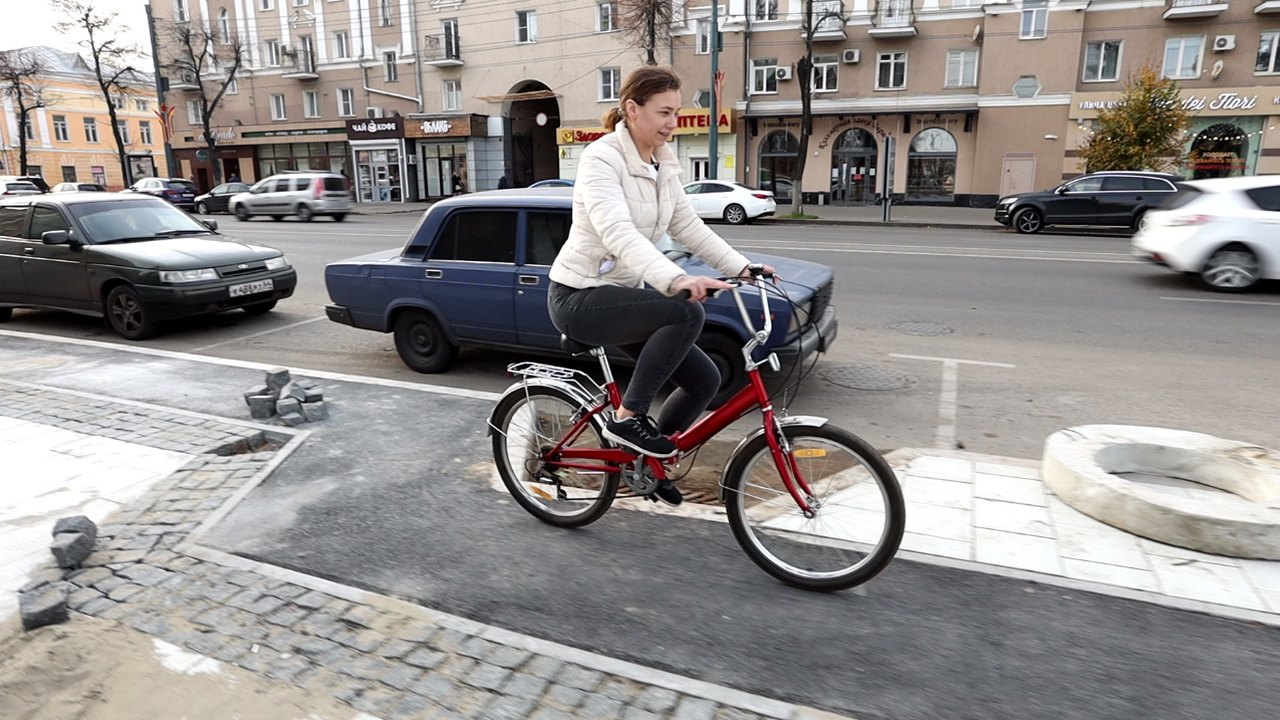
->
xmin=994 ymin=171 xmax=1180 ymax=234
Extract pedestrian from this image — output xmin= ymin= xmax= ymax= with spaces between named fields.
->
xmin=451 ymin=173 xmax=463 ymax=194
xmin=545 ymin=65 xmax=775 ymax=506
xmin=497 ymin=174 xmax=509 ymax=189
xmin=228 ymin=172 xmax=240 ymax=183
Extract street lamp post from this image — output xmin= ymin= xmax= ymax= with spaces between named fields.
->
xmin=708 ymin=1 xmax=719 ymax=180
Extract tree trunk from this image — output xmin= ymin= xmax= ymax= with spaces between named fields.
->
xmin=646 ymin=12 xmax=656 ymax=65
xmin=17 ymin=107 xmax=29 ymax=176
xmin=104 ymin=98 xmax=130 ymax=187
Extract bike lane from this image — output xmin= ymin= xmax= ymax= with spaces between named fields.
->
xmin=2 ymin=332 xmax=1277 ymax=720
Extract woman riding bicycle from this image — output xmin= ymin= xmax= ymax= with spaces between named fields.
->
xmin=547 ymin=66 xmax=774 ymax=505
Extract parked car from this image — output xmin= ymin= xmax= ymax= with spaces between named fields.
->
xmin=0 ymin=180 xmax=42 ymax=197
xmin=0 ymin=175 xmax=50 ymax=193
xmin=1132 ymin=176 xmax=1280 ymax=292
xmin=323 ymin=189 xmax=837 ymax=405
xmin=994 ymin=171 xmax=1181 ymax=234
xmin=682 ymin=181 xmax=776 ymax=225
xmin=0 ymin=194 xmax=296 ymax=339
xmin=124 ymin=177 xmax=198 ymax=210
xmin=764 ymin=177 xmax=793 ymax=204
xmin=51 ymin=182 xmax=107 ymax=193
xmin=529 ymin=179 xmax=574 ymax=188
xmin=228 ymin=172 xmax=352 ymax=222
xmin=194 ymin=182 xmax=251 ymax=214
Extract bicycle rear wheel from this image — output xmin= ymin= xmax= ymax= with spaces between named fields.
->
xmin=491 ymin=385 xmax=619 ymax=527
xmin=723 ymin=424 xmax=904 ymax=591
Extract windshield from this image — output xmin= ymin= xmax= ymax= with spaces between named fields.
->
xmin=69 ymin=200 xmax=212 ymax=243
xmin=6 ymin=182 xmax=37 ymax=191
xmin=165 ymin=181 xmax=197 ymax=191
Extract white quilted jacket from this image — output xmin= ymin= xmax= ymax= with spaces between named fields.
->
xmin=548 ymin=122 xmax=751 ymax=295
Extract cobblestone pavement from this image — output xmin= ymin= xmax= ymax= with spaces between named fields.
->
xmin=5 ymin=381 xmax=848 ymax=720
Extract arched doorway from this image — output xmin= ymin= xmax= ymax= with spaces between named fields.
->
xmin=503 ymin=81 xmax=561 ymax=187
xmin=906 ymin=128 xmax=957 ymax=200
xmin=758 ymin=130 xmax=798 ymax=203
xmin=1189 ymin=123 xmax=1247 ymax=179
xmin=830 ymin=128 xmax=878 ymax=205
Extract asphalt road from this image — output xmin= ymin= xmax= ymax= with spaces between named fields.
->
xmin=7 ymin=211 xmax=1278 ymax=461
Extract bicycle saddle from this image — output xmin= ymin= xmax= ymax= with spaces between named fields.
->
xmin=559 ymin=334 xmax=596 ymax=355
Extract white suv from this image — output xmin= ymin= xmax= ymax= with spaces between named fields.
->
xmin=229 ymin=172 xmax=353 ymax=222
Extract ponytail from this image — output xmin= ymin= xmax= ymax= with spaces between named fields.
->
xmin=602 ymin=106 xmax=623 ymax=131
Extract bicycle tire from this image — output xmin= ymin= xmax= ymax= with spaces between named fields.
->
xmin=491 ymin=385 xmax=619 ymax=527
xmin=723 ymin=424 xmax=905 ymax=591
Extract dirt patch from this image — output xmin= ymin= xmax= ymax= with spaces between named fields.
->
xmin=615 ymin=438 xmax=738 ymax=504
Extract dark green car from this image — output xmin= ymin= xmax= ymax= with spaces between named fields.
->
xmin=0 ymin=194 xmax=296 ymax=340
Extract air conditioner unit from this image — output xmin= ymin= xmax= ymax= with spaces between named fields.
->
xmin=366 ymin=106 xmax=384 ymax=118
xmin=842 ymin=49 xmax=860 ymax=64
xmin=776 ymin=66 xmax=792 ymax=81
xmin=1213 ymin=35 xmax=1236 ymax=52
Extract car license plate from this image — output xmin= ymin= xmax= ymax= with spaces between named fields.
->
xmin=229 ymin=279 xmax=273 ymax=297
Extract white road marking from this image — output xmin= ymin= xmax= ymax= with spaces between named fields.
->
xmin=729 ymin=242 xmax=1138 ymax=264
xmin=891 ymin=354 xmax=1017 ymax=450
xmin=1160 ymin=296 xmax=1280 ymax=307
xmin=191 ymin=315 xmax=330 ymax=352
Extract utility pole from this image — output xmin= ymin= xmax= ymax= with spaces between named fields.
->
xmin=707 ymin=1 xmax=718 ymax=180
xmin=146 ymin=4 xmax=178 ymax=177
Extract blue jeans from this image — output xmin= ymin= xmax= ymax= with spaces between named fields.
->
xmin=548 ymin=282 xmax=719 ymax=434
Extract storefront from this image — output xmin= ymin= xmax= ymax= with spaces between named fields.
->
xmin=172 ymin=126 xmax=259 ymax=192
xmin=345 ymin=117 xmax=409 ymax=203
xmin=554 ymin=108 xmax=736 ymax=185
xmin=404 ymin=114 xmax=489 ymax=199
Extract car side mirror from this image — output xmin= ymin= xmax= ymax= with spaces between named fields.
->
xmin=41 ymin=230 xmax=71 ymax=245
xmin=202 ymin=219 xmax=218 ymax=231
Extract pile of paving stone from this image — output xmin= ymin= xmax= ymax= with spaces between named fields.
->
xmin=18 ymin=515 xmax=97 ymax=630
xmin=244 ymin=368 xmax=328 ymax=426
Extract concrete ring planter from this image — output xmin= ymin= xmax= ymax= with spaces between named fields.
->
xmin=1042 ymin=425 xmax=1280 ymax=559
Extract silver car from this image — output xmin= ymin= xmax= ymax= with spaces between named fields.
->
xmin=229 ymin=172 xmax=353 ymax=222
xmin=1 ymin=181 xmax=42 ymax=197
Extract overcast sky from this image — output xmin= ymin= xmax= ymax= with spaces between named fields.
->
xmin=0 ymin=0 xmax=156 ymax=61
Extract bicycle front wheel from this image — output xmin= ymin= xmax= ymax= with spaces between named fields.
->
xmin=491 ymin=385 xmax=619 ymax=527
xmin=723 ymin=424 xmax=904 ymax=591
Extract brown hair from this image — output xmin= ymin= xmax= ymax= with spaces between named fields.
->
xmin=601 ymin=66 xmax=683 ymax=131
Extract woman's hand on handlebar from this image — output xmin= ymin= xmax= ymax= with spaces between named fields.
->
xmin=672 ymin=274 xmax=734 ymax=302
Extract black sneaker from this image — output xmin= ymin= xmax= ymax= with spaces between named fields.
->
xmin=649 ymin=480 xmax=683 ymax=507
xmin=604 ymin=415 xmax=677 ymax=458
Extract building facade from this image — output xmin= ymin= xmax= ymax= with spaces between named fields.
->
xmin=0 ymin=47 xmax=166 ymax=190
xmin=148 ymin=0 xmax=1280 ymax=205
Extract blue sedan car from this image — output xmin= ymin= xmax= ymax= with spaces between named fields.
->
xmin=323 ymin=189 xmax=837 ymax=404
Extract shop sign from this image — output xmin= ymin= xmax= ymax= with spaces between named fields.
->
xmin=404 ymin=115 xmax=486 ymax=139
xmin=420 ymin=120 xmax=452 ymax=134
xmin=344 ymin=117 xmax=405 ymax=139
xmin=817 ymin=116 xmax=892 ymax=148
xmin=1071 ymin=87 xmax=1280 ymax=118
xmin=241 ymin=127 xmax=346 ymax=138
xmin=557 ymin=108 xmax=735 ymax=144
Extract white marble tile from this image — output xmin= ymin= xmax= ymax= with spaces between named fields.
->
xmin=1045 ymin=496 xmax=1108 ymax=529
xmin=1238 ymin=558 xmax=1280 ymax=591
xmin=1139 ymin=538 xmax=1239 ymax=567
xmin=904 ymin=503 xmax=972 ymax=542
xmin=900 ymin=532 xmax=971 ymax=560
xmin=1257 ymin=586 xmax=1280 ymax=613
xmin=901 ymin=475 xmax=972 ymax=510
xmin=1147 ymin=555 xmax=1266 ymax=611
xmin=1054 ymin=523 xmax=1150 ymax=569
xmin=974 ymin=498 xmax=1054 ymax=538
xmin=1062 ymin=558 xmax=1160 ymax=592
xmin=974 ymin=461 xmax=1040 ymax=480
xmin=974 ymin=528 xmax=1062 ymax=574
xmin=905 ymin=456 xmax=974 ymax=483
xmin=974 ymin=473 xmax=1046 ymax=506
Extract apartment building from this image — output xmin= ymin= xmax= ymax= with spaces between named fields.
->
xmin=0 ymin=47 xmax=166 ymax=190
xmin=151 ymin=1 xmax=1280 ymax=206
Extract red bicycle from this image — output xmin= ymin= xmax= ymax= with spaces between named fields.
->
xmin=487 ymin=273 xmax=905 ymax=591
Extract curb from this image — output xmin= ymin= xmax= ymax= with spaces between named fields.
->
xmin=761 ymin=217 xmax=1004 ymax=231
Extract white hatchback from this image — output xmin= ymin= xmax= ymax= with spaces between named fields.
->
xmin=683 ymin=181 xmax=777 ymax=225
xmin=1131 ymin=175 xmax=1280 ymax=291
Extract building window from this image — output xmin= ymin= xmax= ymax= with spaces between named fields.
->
xmin=226 ymin=76 xmax=238 ymax=94
xmin=1163 ymin=36 xmax=1203 ymax=79
xmin=1020 ymin=1 xmax=1047 ymax=40
xmin=92 ymin=166 xmax=105 ymax=184
xmin=443 ymin=79 xmax=462 ymax=111
xmin=1083 ymin=41 xmax=1122 ymax=82
xmin=218 ymin=9 xmax=231 ymax=43
xmin=84 ymin=117 xmax=99 ymax=143
xmin=1257 ymin=32 xmax=1280 ymax=74
xmin=116 ymin=120 xmax=130 ymax=145
xmin=334 ymin=30 xmax=350 ymax=59
xmin=517 ymin=11 xmax=537 ymax=43
xmin=907 ymin=128 xmax=958 ymax=199
xmin=266 ymin=40 xmax=281 ymax=67
xmin=379 ymin=0 xmax=394 ymax=27
xmin=271 ymin=93 xmax=287 ymax=120
xmin=812 ymin=55 xmax=838 ymax=92
xmin=750 ymin=58 xmax=779 ymax=94
xmin=693 ymin=89 xmax=712 ymax=108
xmin=111 ymin=94 xmax=125 ymax=110
xmin=23 ymin=121 xmax=34 ymax=141
xmin=597 ymin=2 xmax=616 ymax=32
xmin=294 ymin=0 xmax=309 ymax=5
xmin=945 ymin=48 xmax=978 ymax=88
xmin=442 ymin=19 xmax=460 ymax=58
xmin=186 ymin=99 xmax=201 ymax=124
xmin=754 ymin=0 xmax=778 ymax=21
xmin=62 ymin=166 xmax=77 ymax=182
xmin=52 ymin=115 xmax=69 ymax=142
xmin=135 ymin=98 xmax=148 ymax=111
xmin=598 ymin=67 xmax=621 ymax=101
xmin=876 ymin=51 xmax=907 ymax=90
xmin=338 ymin=88 xmax=355 ymax=116
xmin=304 ymin=90 xmax=320 ymax=118
xmin=696 ymin=18 xmax=711 ymax=55
xmin=259 ymin=0 xmax=274 ymax=11
xmin=139 ymin=121 xmax=153 ymax=145
xmin=383 ymin=51 xmax=398 ymax=81
xmin=175 ymin=0 xmax=190 ymax=23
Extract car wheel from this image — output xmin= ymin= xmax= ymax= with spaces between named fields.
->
xmin=0 ymin=307 xmax=11 ymax=322
xmin=1133 ymin=210 xmax=1151 ymax=233
xmin=724 ymin=203 xmax=748 ymax=225
xmin=1200 ymin=244 xmax=1261 ymax=292
xmin=271 ymin=215 xmax=284 ymax=221
xmin=296 ymin=205 xmax=314 ymax=222
xmin=698 ymin=331 xmax=748 ymax=409
xmin=1013 ymin=207 xmax=1043 ymax=234
xmin=242 ymin=300 xmax=277 ymax=315
xmin=235 ymin=205 xmax=250 ymax=221
xmin=196 ymin=201 xmax=209 ymax=215
xmin=332 ymin=213 xmax=347 ymax=222
xmin=393 ymin=309 xmax=458 ymax=373
xmin=105 ymin=285 xmax=158 ymax=341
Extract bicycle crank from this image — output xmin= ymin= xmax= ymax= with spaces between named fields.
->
xmin=621 ymin=460 xmax=659 ymax=496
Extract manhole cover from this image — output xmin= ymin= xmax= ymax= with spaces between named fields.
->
xmin=887 ymin=321 xmax=954 ymax=336
xmin=821 ymin=364 xmax=917 ymax=391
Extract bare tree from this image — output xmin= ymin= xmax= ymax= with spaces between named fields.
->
xmin=161 ymin=17 xmax=245 ymax=186
xmin=0 ymin=50 xmax=46 ymax=177
xmin=55 ymin=0 xmax=141 ymax=187
xmin=791 ymin=1 xmax=846 ymax=215
xmin=618 ymin=0 xmax=687 ymax=65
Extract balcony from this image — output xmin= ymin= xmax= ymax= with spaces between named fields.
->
xmin=423 ymin=33 xmax=463 ymax=67
xmin=1257 ymin=0 xmax=1280 ymax=13
xmin=169 ymin=71 xmax=201 ymax=91
xmin=869 ymin=0 xmax=917 ymax=38
xmin=1163 ymin=0 xmax=1229 ymax=19
xmin=806 ymin=1 xmax=846 ymax=42
xmin=281 ymin=50 xmax=319 ymax=80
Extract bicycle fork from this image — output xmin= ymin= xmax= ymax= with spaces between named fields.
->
xmin=761 ymin=410 xmax=818 ymax=518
